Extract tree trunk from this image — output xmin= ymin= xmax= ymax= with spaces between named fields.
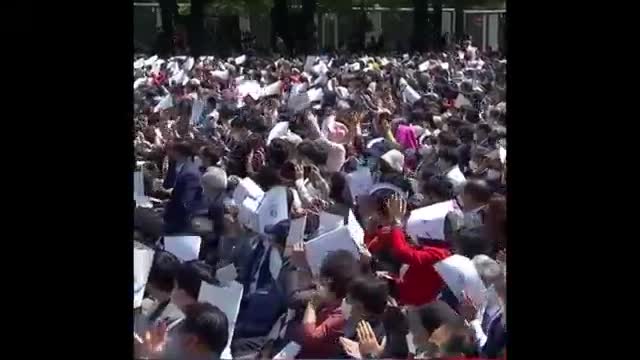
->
xmin=412 ymin=0 xmax=428 ymax=52
xmin=271 ymin=0 xmax=290 ymax=54
xmin=302 ymin=0 xmax=317 ymax=54
xmin=158 ymin=0 xmax=178 ymax=55
xmin=454 ymin=0 xmax=465 ymax=44
xmin=433 ymin=0 xmax=443 ymax=51
xmin=189 ymin=0 xmax=205 ymax=57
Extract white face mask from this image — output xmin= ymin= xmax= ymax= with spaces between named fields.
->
xmin=487 ymin=169 xmax=501 ymax=180
xmin=340 ymin=299 xmax=352 ymax=319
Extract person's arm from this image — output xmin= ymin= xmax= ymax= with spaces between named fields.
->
xmin=468 ymin=319 xmax=488 ymax=349
xmin=301 ymin=305 xmax=344 ymax=348
xmin=387 ymin=227 xmax=449 ymax=266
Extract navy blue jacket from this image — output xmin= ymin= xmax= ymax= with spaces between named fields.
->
xmin=163 ymin=162 xmax=206 ymax=234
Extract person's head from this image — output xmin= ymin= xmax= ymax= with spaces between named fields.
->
xmin=421 ymin=175 xmax=455 ymax=205
xmin=171 ymin=260 xmax=215 ymax=311
xmin=297 ymin=139 xmax=329 ymax=167
xmin=471 ymin=254 xmax=503 ymax=288
xmin=460 ymin=179 xmax=492 ymax=211
xmin=457 ymin=125 xmax=475 ymax=144
xmin=200 ymin=146 xmax=221 ymax=168
xmin=255 ymin=166 xmax=282 ymax=190
xmin=168 ymin=141 xmax=195 ymax=163
xmin=436 ymin=147 xmax=459 ymax=171
xmin=345 ymin=275 xmax=389 ymax=322
xmin=428 ymin=321 xmax=476 ymax=358
xmin=436 ymin=131 xmax=460 ymax=150
xmin=452 ymin=226 xmax=492 ymax=258
xmin=267 ymin=138 xmax=292 ymax=169
xmin=146 ymin=250 xmax=180 ymax=299
xmin=173 ymin=302 xmax=229 ymax=358
xmin=201 ymin=166 xmax=228 ymax=198
xmin=475 ymin=123 xmax=492 ymax=142
xmin=317 ymin=250 xmax=360 ymax=303
xmin=229 ymin=117 xmax=249 ymax=141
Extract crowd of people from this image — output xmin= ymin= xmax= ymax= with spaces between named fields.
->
xmin=133 ymin=40 xmax=507 ymax=360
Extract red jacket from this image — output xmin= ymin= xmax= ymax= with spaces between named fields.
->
xmin=298 ymin=301 xmax=345 ymax=359
xmin=368 ymin=227 xmax=450 ymax=306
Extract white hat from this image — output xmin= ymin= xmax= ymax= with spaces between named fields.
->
xmin=380 ymin=149 xmax=405 ymax=173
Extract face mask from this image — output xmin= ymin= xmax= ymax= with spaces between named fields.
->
xmin=487 ymin=169 xmax=501 ymax=180
xmin=340 ymin=299 xmax=352 ymax=319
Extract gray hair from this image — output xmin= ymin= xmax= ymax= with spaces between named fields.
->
xmin=472 ymin=255 xmax=503 ymax=288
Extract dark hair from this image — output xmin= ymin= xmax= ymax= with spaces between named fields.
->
xmin=457 ymin=125 xmax=475 ymax=143
xmin=267 ymin=138 xmax=291 ymax=169
xmin=463 ymin=179 xmax=493 ymax=204
xmin=171 ymin=141 xmax=195 ymax=159
xmin=418 ymin=300 xmax=463 ymax=334
xmin=254 ymin=166 xmax=281 ymax=190
xmin=297 ymin=139 xmax=329 ymax=165
xmin=440 ymin=322 xmax=476 ymax=357
xmin=455 ymin=226 xmax=492 ymax=258
xmin=175 ymin=260 xmax=215 ymax=300
xmin=200 ymin=146 xmax=220 ymax=166
xmin=419 ymin=167 xmax=439 ymax=183
xmin=477 ymin=124 xmax=492 ymax=135
xmin=181 ymin=302 xmax=229 ymax=356
xmin=230 ymin=116 xmax=248 ymax=130
xmin=437 ymin=131 xmax=460 ymax=148
xmin=319 ymin=250 xmax=360 ymax=299
xmin=465 ymin=109 xmax=480 ymax=124
xmin=438 ymin=147 xmax=459 ymax=166
xmin=422 ymin=175 xmax=454 ymax=200
xmin=147 ymin=250 xmax=180 ymax=293
xmin=347 ymin=275 xmax=388 ymax=316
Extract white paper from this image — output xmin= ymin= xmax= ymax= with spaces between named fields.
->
xmin=257 ymin=186 xmax=289 ymax=234
xmin=312 ymin=61 xmax=329 ymax=75
xmin=261 ymin=80 xmax=282 ymax=97
xmin=144 ymin=55 xmax=158 ymax=66
xmin=134 ymin=77 xmax=147 ymax=89
xmin=153 ymin=94 xmax=173 ymax=113
xmin=286 ymin=216 xmax=307 ymax=248
xmin=304 ymin=56 xmax=318 ymax=73
xmin=233 ymin=177 xmax=265 ymax=206
xmin=347 ymin=210 xmax=364 ymax=247
xmin=267 ymin=121 xmax=289 ymax=145
xmin=403 ymin=85 xmax=421 ymax=104
xmin=134 ymin=245 xmax=155 ymax=308
xmin=307 ymin=87 xmax=324 ymax=103
xmin=235 ymin=54 xmax=247 ymax=65
xmin=190 ymin=98 xmax=205 ymax=125
xmin=210 ymin=70 xmax=230 ymax=81
xmin=406 ymin=200 xmax=455 ymax=241
xmin=418 ymin=60 xmax=431 ymax=72
xmin=287 ymin=92 xmax=310 ymax=113
xmin=183 ymin=57 xmax=195 ymax=71
xmin=269 ymin=249 xmax=283 ymax=280
xmin=305 ymin=226 xmax=361 ymax=276
xmin=346 ymin=167 xmax=374 ymax=198
xmin=237 ymin=80 xmax=262 ymax=101
xmin=434 ymin=255 xmax=487 ymax=309
xmin=273 ymin=342 xmax=302 ymax=360
xmin=216 ymin=263 xmax=238 ymax=285
xmin=238 ymin=196 xmax=262 ymax=233
xmin=198 ymin=281 xmax=244 ymax=360
xmin=133 ymin=171 xmax=145 ymax=197
xmin=134 ymin=59 xmax=145 ymax=69
xmin=318 ymin=211 xmax=344 ymax=235
xmin=454 ymin=93 xmax=472 ymax=108
xmin=499 ymin=146 xmax=507 ymax=164
xmin=164 ymin=235 xmax=202 ymax=262
xmin=349 ymin=62 xmax=361 ymax=72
